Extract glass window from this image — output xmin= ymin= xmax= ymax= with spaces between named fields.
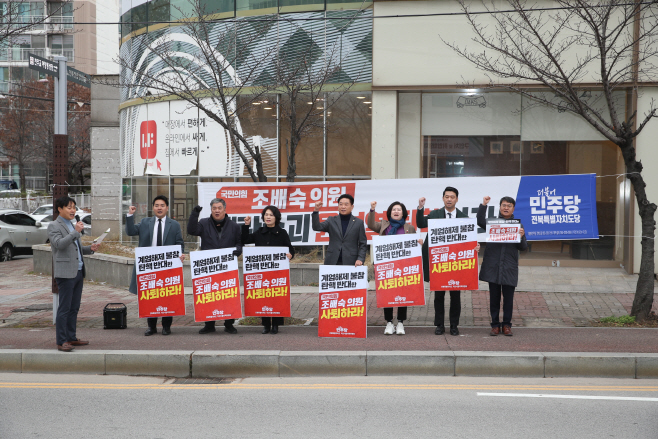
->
xmin=279 ymin=93 xmax=324 ymax=178
xmin=236 ymin=0 xmax=277 ymax=16
xmin=148 ymin=0 xmax=169 ymax=31
xmin=6 ymin=213 xmax=35 ymax=226
xmin=326 ymin=92 xmax=371 ymax=178
xmin=279 ymin=0 xmax=323 ymax=14
xmin=237 ymin=94 xmax=278 ymax=178
xmin=131 ymin=2 xmax=148 ymax=33
xmin=170 ymin=177 xmax=197 ymax=247
xmin=200 ymin=0 xmax=234 ymax=16
xmin=121 ymin=11 xmax=131 ymax=38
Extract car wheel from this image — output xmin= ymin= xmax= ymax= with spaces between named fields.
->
xmin=0 ymin=244 xmax=13 ymax=262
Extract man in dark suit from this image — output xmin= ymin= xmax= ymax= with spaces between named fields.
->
xmin=126 ymin=195 xmax=185 ymax=336
xmin=48 ymin=196 xmax=100 ymax=352
xmin=188 ymin=197 xmax=242 ymax=334
xmin=311 ymin=194 xmax=367 ymax=266
xmin=416 ymin=186 xmax=467 ymax=336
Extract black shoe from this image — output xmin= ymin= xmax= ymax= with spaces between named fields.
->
xmin=145 ymin=327 xmax=157 ymax=336
xmin=262 ymin=327 xmax=271 ymax=334
xmin=224 ymin=325 xmax=238 ymax=334
xmin=271 ymin=325 xmax=279 ymax=334
xmin=435 ymin=325 xmax=445 ymax=335
xmin=450 ymin=326 xmax=459 ymax=336
xmin=162 ymin=327 xmax=171 ymax=336
xmin=199 ymin=325 xmax=216 ymax=334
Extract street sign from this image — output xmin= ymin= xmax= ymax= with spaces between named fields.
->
xmin=28 ymin=53 xmax=91 ymax=88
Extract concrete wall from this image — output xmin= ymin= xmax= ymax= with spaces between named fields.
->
xmin=371 ymin=90 xmax=398 ymax=179
xmin=91 ymin=75 xmax=121 ymax=238
xmin=397 ymin=93 xmax=422 ymax=178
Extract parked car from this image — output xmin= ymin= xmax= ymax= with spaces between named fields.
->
xmin=0 ymin=209 xmax=49 ymax=261
xmin=31 ymin=204 xmax=83 ymax=222
xmin=40 ymin=212 xmax=91 ymax=234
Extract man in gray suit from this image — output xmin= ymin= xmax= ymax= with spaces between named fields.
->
xmin=48 ymin=196 xmax=100 ymax=352
xmin=126 ymin=195 xmax=185 ymax=336
xmin=311 ymin=194 xmax=367 ymax=266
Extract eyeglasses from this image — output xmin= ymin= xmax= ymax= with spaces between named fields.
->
xmin=500 ymin=204 xmax=514 ymax=209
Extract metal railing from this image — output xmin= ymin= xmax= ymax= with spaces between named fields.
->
xmin=0 ymin=47 xmax=74 ymax=63
xmin=0 ymin=14 xmax=73 ymax=31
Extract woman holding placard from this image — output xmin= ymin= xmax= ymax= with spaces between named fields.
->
xmin=242 ymin=205 xmax=294 ymax=335
xmin=367 ymin=201 xmax=416 ymax=335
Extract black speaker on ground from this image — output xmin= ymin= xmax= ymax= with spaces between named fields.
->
xmin=103 ymin=303 xmax=127 ymax=329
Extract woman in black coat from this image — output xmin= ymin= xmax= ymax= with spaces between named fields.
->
xmin=477 ymin=196 xmax=527 ymax=337
xmin=242 ymin=205 xmax=295 ymax=335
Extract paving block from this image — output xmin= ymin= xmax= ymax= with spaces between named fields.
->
xmin=634 ymin=354 xmax=658 ymax=379
xmin=366 ymin=351 xmax=454 ymax=376
xmin=105 ymin=350 xmax=191 ymax=377
xmin=0 ymin=349 xmax=23 ymax=373
xmin=544 ymin=352 xmax=635 ymax=378
xmin=22 ymin=349 xmax=106 ymax=374
xmin=455 ymin=351 xmax=544 ymax=377
xmin=192 ymin=351 xmax=280 ymax=378
xmin=279 ymin=351 xmax=366 ymax=376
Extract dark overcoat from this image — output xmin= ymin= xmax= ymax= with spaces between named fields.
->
xmin=187 ymin=209 xmax=242 ymax=253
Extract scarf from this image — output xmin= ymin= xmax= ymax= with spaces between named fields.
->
xmin=387 ymin=218 xmax=406 ymax=235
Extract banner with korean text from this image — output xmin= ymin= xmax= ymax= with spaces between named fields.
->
xmin=243 ymin=246 xmax=291 ymax=318
xmin=372 ymin=233 xmax=425 ymax=308
xmin=189 ymin=248 xmax=241 ymax=322
xmin=318 ymin=266 xmax=368 ymax=338
xmin=135 ymin=245 xmax=185 ymax=319
xmin=486 ymin=219 xmax=521 ymax=243
xmin=198 ymin=173 xmax=598 ymax=244
xmin=427 ymin=218 xmax=479 ymax=291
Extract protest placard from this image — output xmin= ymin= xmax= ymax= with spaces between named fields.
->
xmin=189 ymin=247 xmax=241 ymax=322
xmin=318 ymin=265 xmax=368 ymax=338
xmin=135 ymin=245 xmax=185 ymax=319
xmin=427 ymin=218 xmax=479 ymax=291
xmin=372 ymin=233 xmax=425 ymax=308
xmin=242 ymin=246 xmax=291 ymax=318
xmin=486 ymin=219 xmax=521 ymax=243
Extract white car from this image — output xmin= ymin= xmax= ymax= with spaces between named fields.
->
xmin=0 ymin=209 xmax=49 ymax=261
xmin=31 ymin=204 xmax=84 ymax=222
xmin=40 ymin=212 xmax=91 ymax=234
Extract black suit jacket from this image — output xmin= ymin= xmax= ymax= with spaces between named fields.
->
xmin=311 ymin=212 xmax=367 ymax=266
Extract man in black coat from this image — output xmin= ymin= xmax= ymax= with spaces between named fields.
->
xmin=188 ymin=197 xmax=242 ymax=334
xmin=477 ymin=195 xmax=528 ymax=336
xmin=416 ymin=186 xmax=468 ymax=336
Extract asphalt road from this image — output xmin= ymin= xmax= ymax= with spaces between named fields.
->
xmin=1 ymin=374 xmax=657 ymax=438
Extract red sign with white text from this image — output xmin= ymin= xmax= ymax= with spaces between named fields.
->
xmin=375 ymin=256 xmax=425 ymax=307
xmin=429 ymin=242 xmax=479 ymax=290
xmin=318 ymin=290 xmax=367 ymax=338
xmin=137 ymin=267 xmax=185 ymax=318
xmin=190 ymin=248 xmax=242 ymax=322
xmin=244 ymin=269 xmax=291 ymax=317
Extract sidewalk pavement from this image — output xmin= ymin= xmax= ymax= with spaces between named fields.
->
xmin=1 ymin=258 xmax=658 ymax=379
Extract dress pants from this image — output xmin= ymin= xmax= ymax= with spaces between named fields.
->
xmin=434 ymin=290 xmax=461 ymax=327
xmin=203 ymin=319 xmax=235 ymax=328
xmin=262 ymin=317 xmax=284 ymax=328
xmin=55 ymin=270 xmax=84 ymax=346
xmin=147 ymin=316 xmax=172 ymax=329
xmin=488 ymin=283 xmax=515 ymax=327
xmin=384 ymin=307 xmax=407 ymax=322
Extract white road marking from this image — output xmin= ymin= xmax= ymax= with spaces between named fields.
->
xmin=477 ymin=393 xmax=658 ymax=402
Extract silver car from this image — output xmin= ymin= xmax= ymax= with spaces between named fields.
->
xmin=0 ymin=209 xmax=50 ymax=261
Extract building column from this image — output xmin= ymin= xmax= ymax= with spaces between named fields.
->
xmin=371 ymin=90 xmax=398 ymax=179
xmin=397 ymin=92 xmax=421 ymax=179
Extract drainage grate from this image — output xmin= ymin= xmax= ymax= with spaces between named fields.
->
xmin=171 ymin=378 xmax=235 ymax=384
xmin=12 ymin=304 xmax=53 ymax=312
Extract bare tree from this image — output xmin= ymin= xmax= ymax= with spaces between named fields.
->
xmin=444 ymin=0 xmax=658 ymax=320
xmin=115 ymin=1 xmax=277 ymax=182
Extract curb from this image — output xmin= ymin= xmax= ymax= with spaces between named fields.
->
xmin=1 ymin=350 xmax=658 ymax=379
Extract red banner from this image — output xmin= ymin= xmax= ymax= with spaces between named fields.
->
xmin=429 ymin=241 xmax=479 ymax=290
xmin=318 ymin=290 xmax=367 ymax=338
xmin=374 ymin=256 xmax=425 ymax=307
xmin=193 ymin=273 xmax=241 ymax=322
xmin=137 ymin=267 xmax=186 ymax=318
xmin=244 ymin=269 xmax=291 ymax=317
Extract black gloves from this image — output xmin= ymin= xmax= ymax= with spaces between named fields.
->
xmin=193 ymin=205 xmax=203 ymax=213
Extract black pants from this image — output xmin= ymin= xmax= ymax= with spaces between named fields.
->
xmin=55 ymin=270 xmax=84 ymax=345
xmin=262 ymin=317 xmax=284 ymax=328
xmin=434 ymin=291 xmax=461 ymax=327
xmin=147 ymin=317 xmax=172 ymax=329
xmin=488 ymin=283 xmax=515 ymax=328
xmin=203 ymin=319 xmax=235 ymax=328
xmin=384 ymin=307 xmax=407 ymax=322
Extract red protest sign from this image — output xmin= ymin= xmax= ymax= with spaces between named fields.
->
xmin=427 ymin=218 xmax=479 ymax=291
xmin=372 ymin=234 xmax=425 ymax=308
xmin=486 ymin=219 xmax=521 ymax=243
xmin=135 ymin=245 xmax=185 ymax=319
xmin=243 ymin=247 xmax=291 ymax=318
xmin=190 ymin=248 xmax=242 ymax=322
xmin=318 ymin=265 xmax=368 ymax=338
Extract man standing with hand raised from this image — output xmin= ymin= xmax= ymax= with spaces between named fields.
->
xmin=311 ymin=194 xmax=367 ymax=267
xmin=126 ymin=195 xmax=185 ymax=336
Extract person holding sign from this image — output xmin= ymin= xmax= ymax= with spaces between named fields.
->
xmin=477 ymin=196 xmax=528 ymax=336
xmin=188 ymin=198 xmax=242 ymax=334
xmin=126 ymin=195 xmax=185 ymax=336
xmin=49 ymin=197 xmax=101 ymax=352
xmin=367 ymin=201 xmax=416 ymax=335
xmin=312 ymin=194 xmax=367 ymax=267
xmin=417 ymin=187 xmax=469 ymax=336
xmin=243 ymin=205 xmax=295 ymax=334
